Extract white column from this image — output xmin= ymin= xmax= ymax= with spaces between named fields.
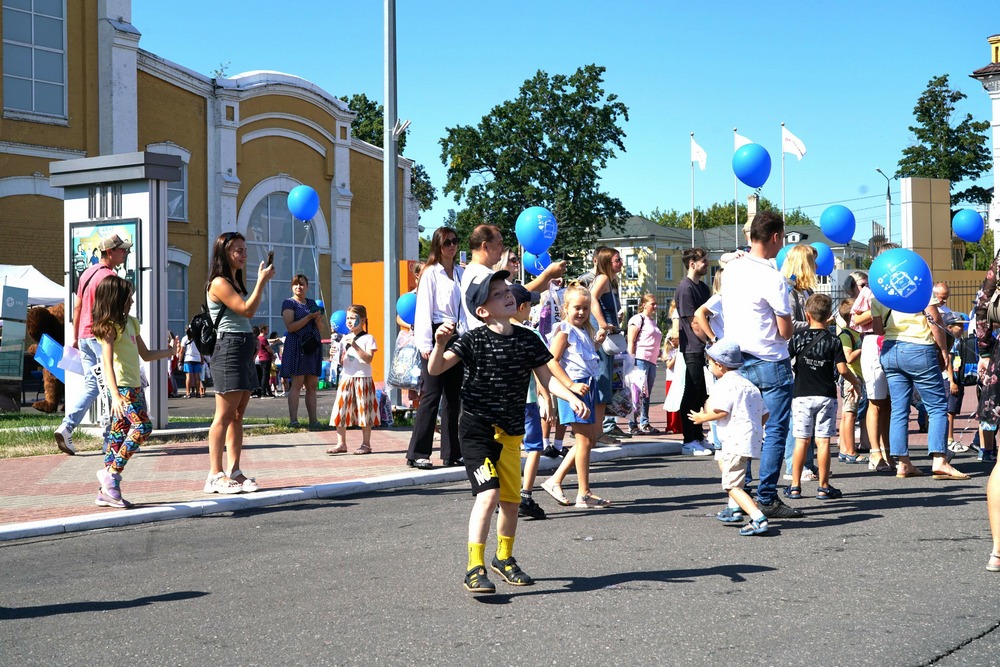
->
xmin=211 ymin=82 xmax=241 ymax=242
xmin=97 ymin=0 xmax=139 ymax=155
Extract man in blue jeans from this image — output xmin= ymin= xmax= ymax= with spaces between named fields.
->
xmin=53 ymin=234 xmax=132 ymax=454
xmin=721 ymin=211 xmax=802 ymax=519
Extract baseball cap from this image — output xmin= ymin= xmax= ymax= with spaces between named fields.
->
xmin=99 ymin=234 xmax=133 ymax=252
xmin=509 ymin=283 xmax=539 ymax=308
xmin=705 ymin=339 xmax=744 ymax=369
xmin=465 ymin=269 xmax=510 ymax=321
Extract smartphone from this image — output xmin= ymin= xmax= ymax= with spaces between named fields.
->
xmin=266 ymin=250 xmax=274 ymax=267
xmin=460 ymin=250 xmax=467 ymax=265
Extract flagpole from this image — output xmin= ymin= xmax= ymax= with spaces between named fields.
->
xmin=781 ymin=122 xmax=786 ymax=222
xmin=690 ymin=159 xmax=695 ymax=248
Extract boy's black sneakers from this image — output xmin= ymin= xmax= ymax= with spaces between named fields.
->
xmin=542 ymin=445 xmax=564 ymax=458
xmin=518 ymin=494 xmax=547 ymax=520
xmin=463 ymin=566 xmax=496 ymax=594
xmin=756 ymin=496 xmax=804 ymax=518
xmin=490 ymin=555 xmax=534 ymax=586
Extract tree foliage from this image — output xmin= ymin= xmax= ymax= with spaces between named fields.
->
xmin=439 ymin=64 xmax=630 ymax=263
xmin=640 ymin=197 xmax=815 ymax=229
xmin=341 ymin=93 xmax=437 ymax=211
xmin=897 ymin=75 xmax=992 ymax=206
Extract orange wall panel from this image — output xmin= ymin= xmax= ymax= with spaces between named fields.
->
xmin=350 ymin=260 xmax=415 ymax=384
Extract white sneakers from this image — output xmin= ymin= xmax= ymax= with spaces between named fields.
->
xmin=681 ymin=440 xmax=714 ymax=456
xmin=54 ymin=424 xmax=75 ymax=455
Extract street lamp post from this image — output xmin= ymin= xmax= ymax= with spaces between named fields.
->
xmin=876 ymin=168 xmax=891 ymax=243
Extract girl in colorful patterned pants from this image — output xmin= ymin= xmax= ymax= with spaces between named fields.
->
xmin=92 ymin=275 xmax=178 ymax=508
xmin=329 ymin=305 xmax=379 ymax=455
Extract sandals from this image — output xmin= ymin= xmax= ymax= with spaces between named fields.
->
xmin=354 ymin=444 xmax=372 ymax=455
xmin=203 ymin=472 xmax=243 ymax=495
xmin=639 ymin=424 xmax=661 ymax=435
xmin=541 ymin=479 xmax=572 ymax=506
xmin=575 ymin=493 xmax=611 ymax=509
xmin=816 ymin=485 xmax=843 ymax=500
xmin=326 ymin=444 xmax=348 ymax=455
xmin=783 ymin=486 xmax=802 ymax=500
xmin=869 ymin=458 xmax=892 ymax=473
xmin=987 ymin=553 xmax=1000 ymax=573
xmin=838 ymin=453 xmax=866 ymax=464
xmin=229 ymin=469 xmax=259 ymax=493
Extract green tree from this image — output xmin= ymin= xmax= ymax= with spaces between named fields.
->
xmin=640 ymin=197 xmax=815 ymax=229
xmin=341 ymin=93 xmax=437 ymax=211
xmin=897 ymin=75 xmax=992 ymax=207
xmin=439 ymin=64 xmax=630 ymax=264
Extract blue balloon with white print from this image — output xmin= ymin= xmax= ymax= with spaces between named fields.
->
xmin=869 ymin=248 xmax=933 ymax=314
xmin=515 ymin=207 xmax=558 ymax=255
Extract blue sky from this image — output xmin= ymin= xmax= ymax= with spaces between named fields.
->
xmin=133 ymin=1 xmax=997 ymax=244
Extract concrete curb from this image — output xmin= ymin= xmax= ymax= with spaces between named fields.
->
xmin=0 ymin=440 xmax=682 ymax=542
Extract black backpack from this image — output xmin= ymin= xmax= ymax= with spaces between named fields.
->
xmin=188 ymin=303 xmax=226 ymax=357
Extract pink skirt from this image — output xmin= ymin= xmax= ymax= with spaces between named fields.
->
xmin=331 ymin=377 xmax=380 ymax=428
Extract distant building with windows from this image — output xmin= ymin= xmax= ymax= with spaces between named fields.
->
xmin=599 ymin=216 xmax=868 ymax=316
xmin=0 ymin=0 xmax=418 ymax=336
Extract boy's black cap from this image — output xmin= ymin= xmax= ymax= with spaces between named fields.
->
xmin=465 ymin=269 xmax=510 ymax=321
xmin=509 ymin=283 xmax=539 ymax=308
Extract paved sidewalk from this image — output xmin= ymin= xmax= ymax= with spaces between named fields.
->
xmin=0 ymin=423 xmax=683 ymax=541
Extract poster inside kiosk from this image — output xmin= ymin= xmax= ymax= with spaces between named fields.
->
xmin=68 ymin=219 xmax=140 ymax=318
xmin=0 ymin=285 xmax=29 ymax=381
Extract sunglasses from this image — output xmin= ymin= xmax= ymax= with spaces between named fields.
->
xmin=442 ymin=238 xmax=458 ymax=247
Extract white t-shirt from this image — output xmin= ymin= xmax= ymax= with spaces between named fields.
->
xmin=709 ymin=370 xmax=766 ymax=458
xmin=550 ymin=321 xmax=600 ymax=381
xmin=340 ymin=333 xmax=377 ymax=378
xmin=702 ymin=294 xmax=725 ymax=340
xmin=721 ymin=253 xmax=791 ymax=361
xmin=459 ymin=262 xmax=494 ymax=332
xmin=181 ymin=336 xmax=202 ymax=363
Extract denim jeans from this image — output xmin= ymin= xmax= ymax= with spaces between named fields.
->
xmin=60 ymin=337 xmax=104 ymax=433
xmin=628 ymin=359 xmax=658 ymax=429
xmin=880 ymin=340 xmax=947 ymax=457
xmin=740 ymin=356 xmax=793 ymax=504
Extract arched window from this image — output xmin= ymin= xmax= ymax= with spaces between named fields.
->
xmin=245 ymin=192 xmax=321 ymax=335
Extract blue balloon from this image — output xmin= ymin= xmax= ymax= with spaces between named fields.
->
xmin=776 ymin=244 xmax=791 ymax=270
xmin=396 ymin=292 xmax=417 ymax=326
xmin=953 ymin=209 xmax=984 ymax=243
xmin=810 ymin=242 xmax=835 ymax=276
xmin=515 ymin=207 xmax=558 ymax=255
xmin=732 ymin=144 xmax=771 ymax=189
xmin=330 ymin=309 xmax=349 ymax=335
xmin=820 ymin=205 xmax=856 ymax=244
xmin=523 ymin=251 xmax=551 ymax=276
xmin=870 ymin=248 xmax=933 ymax=314
xmin=287 ymin=185 xmax=320 ymax=220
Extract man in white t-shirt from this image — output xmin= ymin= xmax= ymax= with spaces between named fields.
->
xmin=721 ymin=210 xmax=801 ymax=520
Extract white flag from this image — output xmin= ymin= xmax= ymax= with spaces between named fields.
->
xmin=690 ymin=136 xmax=707 ymax=171
xmin=782 ymin=125 xmax=806 ymax=160
xmin=734 ymin=131 xmax=753 ymax=150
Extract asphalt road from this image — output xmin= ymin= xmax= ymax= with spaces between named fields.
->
xmin=1 ymin=451 xmax=997 ymax=666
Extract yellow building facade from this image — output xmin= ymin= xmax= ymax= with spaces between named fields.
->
xmin=0 ymin=0 xmax=417 ymax=337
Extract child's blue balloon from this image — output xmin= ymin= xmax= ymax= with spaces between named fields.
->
xmin=732 ymin=144 xmax=771 ymax=189
xmin=869 ymin=248 xmax=933 ymax=314
xmin=820 ymin=205 xmax=856 ymax=244
xmin=287 ymin=185 xmax=320 ymax=220
xmin=515 ymin=207 xmax=558 ymax=255
xmin=330 ymin=309 xmax=349 ymax=335
xmin=810 ymin=242 xmax=835 ymax=276
xmin=952 ymin=209 xmax=984 ymax=243
xmin=776 ymin=244 xmax=791 ymax=270
xmin=523 ymin=251 xmax=552 ymax=276
xmin=396 ymin=292 xmax=417 ymax=326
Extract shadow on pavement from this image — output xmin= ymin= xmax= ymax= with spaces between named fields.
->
xmin=0 ymin=590 xmax=209 ymax=620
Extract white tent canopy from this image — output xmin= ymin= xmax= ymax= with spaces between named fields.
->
xmin=0 ymin=265 xmax=64 ymax=306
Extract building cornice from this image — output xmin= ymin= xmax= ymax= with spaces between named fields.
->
xmin=350 ymin=138 xmax=414 ymax=168
xmin=0 ymin=141 xmax=87 ymax=160
xmin=137 ymin=49 xmax=213 ymax=98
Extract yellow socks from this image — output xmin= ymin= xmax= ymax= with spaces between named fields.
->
xmin=497 ymin=534 xmax=514 ymax=562
xmin=467 ymin=542 xmax=486 ymax=570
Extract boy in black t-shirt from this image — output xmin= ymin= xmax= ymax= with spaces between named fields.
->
xmin=786 ymin=294 xmax=862 ymax=501
xmin=429 ymin=270 xmax=589 ymax=594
